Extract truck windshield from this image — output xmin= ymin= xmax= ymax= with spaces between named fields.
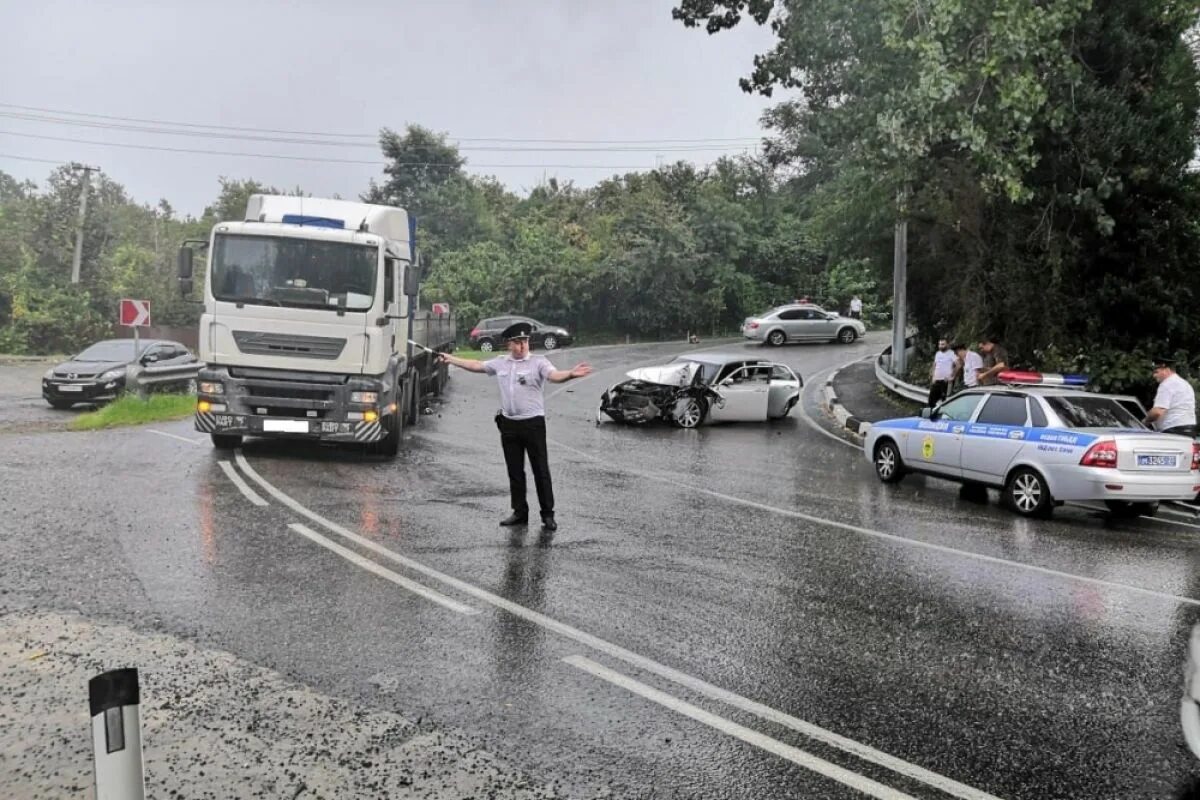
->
xmin=211 ymin=234 xmax=378 ymax=311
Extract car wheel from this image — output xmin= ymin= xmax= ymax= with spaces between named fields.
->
xmin=211 ymin=433 xmax=242 ymax=450
xmin=47 ymin=399 xmax=74 ymax=410
xmin=767 ymin=330 xmax=786 ymax=347
xmin=478 ymin=338 xmax=495 ymax=352
xmin=837 ymin=327 xmax=858 ymax=344
xmin=1005 ymin=467 xmax=1053 ymax=518
xmin=873 ymin=439 xmax=905 ymax=483
xmin=672 ymin=397 xmax=707 ymax=429
xmin=1105 ymin=500 xmax=1159 ymax=518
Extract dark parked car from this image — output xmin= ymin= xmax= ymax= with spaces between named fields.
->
xmin=42 ymin=338 xmax=198 ymax=409
xmin=468 ymin=316 xmax=573 ymax=352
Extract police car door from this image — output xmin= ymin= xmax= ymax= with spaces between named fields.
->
xmin=960 ymin=393 xmax=1032 ymax=484
xmin=709 ymin=365 xmax=770 ymax=422
xmin=908 ymin=392 xmax=986 ymax=477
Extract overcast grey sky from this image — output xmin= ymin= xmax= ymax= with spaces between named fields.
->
xmin=0 ymin=0 xmax=779 ymax=217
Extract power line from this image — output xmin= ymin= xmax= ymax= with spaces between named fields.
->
xmin=0 ymin=101 xmax=764 ymax=146
xmin=0 ymin=132 xmax=662 ymax=170
xmin=0 ymin=111 xmax=760 ymax=153
xmin=0 ymin=152 xmax=62 ymax=164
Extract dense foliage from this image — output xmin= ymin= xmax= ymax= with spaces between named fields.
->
xmin=675 ymin=0 xmax=1200 ymax=393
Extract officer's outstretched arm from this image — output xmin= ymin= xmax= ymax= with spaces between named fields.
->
xmin=439 ymin=353 xmax=488 ymax=373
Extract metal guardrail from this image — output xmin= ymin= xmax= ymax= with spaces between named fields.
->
xmin=875 ymin=345 xmax=928 ymax=403
xmin=128 ymin=362 xmax=201 ymax=396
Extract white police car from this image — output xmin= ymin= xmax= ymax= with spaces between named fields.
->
xmin=864 ymin=372 xmax=1200 ymax=518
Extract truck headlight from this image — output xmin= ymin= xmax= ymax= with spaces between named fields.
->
xmin=351 ymin=391 xmax=378 ymax=404
xmin=199 ymin=382 xmax=224 ymax=395
xmin=100 ymin=369 xmax=125 ymax=381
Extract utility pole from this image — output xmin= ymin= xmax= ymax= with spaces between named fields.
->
xmin=890 ymin=186 xmax=909 ymax=376
xmin=71 ymin=165 xmax=98 ymax=284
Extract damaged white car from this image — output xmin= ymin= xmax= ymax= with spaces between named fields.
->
xmin=598 ymin=352 xmax=802 ymax=428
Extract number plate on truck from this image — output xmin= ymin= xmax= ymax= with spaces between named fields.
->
xmin=263 ymin=419 xmax=309 ymax=433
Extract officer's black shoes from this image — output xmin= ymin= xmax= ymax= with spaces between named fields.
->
xmin=499 ymin=513 xmax=528 ymax=527
xmin=541 ymin=513 xmax=558 ymax=532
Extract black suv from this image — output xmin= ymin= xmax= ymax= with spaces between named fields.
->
xmin=468 ymin=317 xmax=574 ymax=352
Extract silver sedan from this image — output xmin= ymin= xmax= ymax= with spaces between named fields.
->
xmin=742 ymin=304 xmax=866 ymax=346
xmin=864 ymin=385 xmax=1199 ymax=518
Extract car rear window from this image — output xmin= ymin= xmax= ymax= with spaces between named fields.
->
xmin=1044 ymin=395 xmax=1145 ymax=429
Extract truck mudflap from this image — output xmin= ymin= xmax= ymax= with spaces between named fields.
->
xmin=195 ymin=410 xmax=386 ymax=442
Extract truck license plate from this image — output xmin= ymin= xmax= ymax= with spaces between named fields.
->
xmin=264 ymin=419 xmax=309 ymax=433
xmin=1137 ymin=454 xmax=1177 ymax=468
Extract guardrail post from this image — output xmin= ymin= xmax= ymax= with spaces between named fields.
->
xmin=90 ymin=668 xmax=146 ymax=800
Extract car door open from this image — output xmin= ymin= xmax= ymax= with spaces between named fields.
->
xmin=709 ymin=365 xmax=771 ymax=421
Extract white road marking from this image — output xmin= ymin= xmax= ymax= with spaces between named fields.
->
xmin=235 ymin=450 xmax=1003 ymax=800
xmin=287 ymin=524 xmax=478 ymax=616
xmin=564 ymin=655 xmax=920 ymax=800
xmin=799 ymin=364 xmax=868 ymax=451
xmin=548 ymin=438 xmax=1200 ymax=609
xmin=147 ymin=429 xmax=204 ymax=445
xmin=217 ymin=460 xmax=268 ymax=507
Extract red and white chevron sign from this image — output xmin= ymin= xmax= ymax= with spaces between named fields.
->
xmin=119 ymin=298 xmax=151 ymax=327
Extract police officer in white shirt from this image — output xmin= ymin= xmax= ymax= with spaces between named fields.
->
xmin=1144 ymin=356 xmax=1197 ymax=436
xmin=439 ymin=322 xmax=592 ymax=531
xmin=928 ymin=338 xmax=958 ymax=408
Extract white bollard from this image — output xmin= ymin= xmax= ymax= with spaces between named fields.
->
xmin=90 ymin=668 xmax=146 ymax=800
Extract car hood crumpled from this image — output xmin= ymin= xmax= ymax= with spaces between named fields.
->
xmin=624 ymin=362 xmax=700 ymax=386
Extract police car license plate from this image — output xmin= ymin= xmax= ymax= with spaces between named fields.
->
xmin=1137 ymin=454 xmax=1177 ymax=468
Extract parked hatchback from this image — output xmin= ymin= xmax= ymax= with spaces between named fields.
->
xmin=42 ymin=338 xmax=197 ymax=408
xmin=468 ymin=316 xmax=573 ymax=352
xmin=742 ymin=304 xmax=866 ymax=346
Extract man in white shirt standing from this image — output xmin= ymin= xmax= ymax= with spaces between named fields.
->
xmin=952 ymin=343 xmax=984 ymax=389
xmin=1144 ymin=356 xmax=1196 ymax=436
xmin=928 ymin=338 xmax=958 ymax=408
xmin=849 ymin=295 xmax=863 ymax=319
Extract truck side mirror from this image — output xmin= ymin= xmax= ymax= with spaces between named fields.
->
xmin=177 ymin=247 xmax=193 ymax=279
xmin=403 ymin=264 xmax=421 ymax=297
xmin=177 ymin=247 xmax=194 ymax=298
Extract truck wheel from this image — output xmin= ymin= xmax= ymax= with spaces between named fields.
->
xmin=211 ymin=433 xmax=242 ymax=450
xmin=405 ymin=372 xmax=420 ymax=425
xmin=375 ymin=410 xmax=401 ymax=457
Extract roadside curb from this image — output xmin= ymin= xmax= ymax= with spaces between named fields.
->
xmin=820 ymin=360 xmax=872 ymax=440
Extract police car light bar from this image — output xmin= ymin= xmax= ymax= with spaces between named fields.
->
xmin=997 ymin=370 xmax=1089 ymax=387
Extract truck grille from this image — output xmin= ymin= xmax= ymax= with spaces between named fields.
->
xmin=232 ymin=331 xmax=346 ymax=360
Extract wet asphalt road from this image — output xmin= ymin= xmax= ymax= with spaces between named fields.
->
xmin=3 ymin=333 xmax=1200 ymax=798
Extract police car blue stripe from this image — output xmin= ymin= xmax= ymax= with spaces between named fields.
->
xmin=872 ymin=417 xmax=1098 ymax=447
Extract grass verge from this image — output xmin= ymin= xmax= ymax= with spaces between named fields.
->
xmin=70 ymin=393 xmax=196 ymax=431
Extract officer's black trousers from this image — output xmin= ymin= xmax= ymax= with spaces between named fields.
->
xmin=496 ymin=414 xmax=554 ymax=517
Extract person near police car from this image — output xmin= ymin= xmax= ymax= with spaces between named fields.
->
xmin=951 ymin=342 xmax=983 ymax=390
xmin=975 ymin=335 xmax=1009 ymax=385
xmin=1143 ymin=356 xmax=1197 ymax=436
xmin=438 ymin=322 xmax=592 ymax=532
xmin=928 ymin=337 xmax=957 ymax=408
